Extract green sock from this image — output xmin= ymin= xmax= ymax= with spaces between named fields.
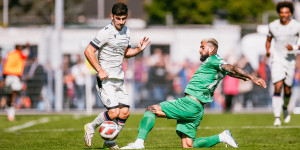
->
xmin=193 ymin=135 xmax=220 ymax=148
xmin=137 ymin=111 xmax=156 ymax=140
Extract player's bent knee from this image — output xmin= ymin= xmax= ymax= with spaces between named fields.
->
xmin=108 ymin=108 xmax=120 ymax=120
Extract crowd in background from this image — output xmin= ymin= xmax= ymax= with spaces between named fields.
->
xmin=1 ymin=45 xmax=300 ymax=112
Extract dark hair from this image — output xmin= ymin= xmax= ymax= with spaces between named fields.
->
xmin=112 ymin=3 xmax=128 ymax=15
xmin=276 ymin=1 xmax=294 ymax=14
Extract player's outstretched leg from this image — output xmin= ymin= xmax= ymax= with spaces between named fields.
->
xmin=219 ymin=130 xmax=239 ymax=148
xmin=84 ymin=123 xmax=94 ymax=147
xmin=121 ymin=111 xmax=156 ymax=149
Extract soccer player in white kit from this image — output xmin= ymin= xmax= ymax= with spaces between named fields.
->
xmin=266 ymin=1 xmax=300 ymax=126
xmin=83 ymin=3 xmax=150 ymax=149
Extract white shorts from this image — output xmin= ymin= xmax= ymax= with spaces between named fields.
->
xmin=5 ymin=75 xmax=22 ymax=91
xmin=271 ymin=58 xmax=295 ymax=87
xmin=95 ymin=77 xmax=129 ymax=109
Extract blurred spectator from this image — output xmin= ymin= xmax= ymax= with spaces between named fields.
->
xmin=134 ymin=56 xmax=148 ymax=105
xmin=290 ymin=55 xmax=300 ymax=112
xmin=3 ymin=44 xmax=29 ymax=121
xmin=147 ymin=48 xmax=168 ymax=102
xmin=222 ymin=76 xmax=239 ymax=112
xmin=0 ymin=55 xmax=6 ymax=109
xmin=25 ymin=57 xmax=47 ymax=109
xmin=63 ymin=55 xmax=74 ymax=109
xmin=71 ymin=54 xmax=90 ymax=110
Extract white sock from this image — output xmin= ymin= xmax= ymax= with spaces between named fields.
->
xmin=135 ymin=138 xmax=144 ymax=145
xmin=272 ymin=96 xmax=283 ymax=118
xmin=90 ymin=111 xmax=108 ymax=129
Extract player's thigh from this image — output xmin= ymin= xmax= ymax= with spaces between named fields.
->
xmin=5 ymin=75 xmax=22 ymax=91
xmin=146 ymin=104 xmax=166 ymax=117
xmin=96 ymin=79 xmax=119 ymax=109
xmin=160 ymin=97 xmax=203 ymax=120
xmin=271 ymin=61 xmax=286 ymax=84
xmin=116 ymin=81 xmax=130 ymax=107
xmin=284 ymin=63 xmax=296 ymax=87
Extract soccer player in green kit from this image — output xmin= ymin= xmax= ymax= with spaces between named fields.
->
xmin=121 ymin=38 xmax=267 ymax=149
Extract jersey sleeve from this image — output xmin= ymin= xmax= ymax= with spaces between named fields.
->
xmin=267 ymin=24 xmax=273 ymax=38
xmin=89 ymin=28 xmax=109 ymax=50
xmin=210 ymin=55 xmax=228 ymax=72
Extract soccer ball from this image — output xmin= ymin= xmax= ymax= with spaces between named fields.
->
xmin=99 ymin=121 xmax=119 ymax=141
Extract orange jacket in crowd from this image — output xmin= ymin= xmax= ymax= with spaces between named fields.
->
xmin=3 ymin=49 xmax=28 ymax=76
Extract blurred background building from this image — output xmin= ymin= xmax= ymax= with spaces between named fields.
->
xmin=0 ymin=0 xmax=299 ymax=114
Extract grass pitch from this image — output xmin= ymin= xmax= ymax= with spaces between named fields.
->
xmin=0 ymin=113 xmax=300 ymax=149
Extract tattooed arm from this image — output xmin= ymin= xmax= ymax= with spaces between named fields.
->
xmin=221 ymin=64 xmax=267 ymax=88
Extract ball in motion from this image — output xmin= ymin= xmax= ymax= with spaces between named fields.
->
xmin=99 ymin=121 xmax=119 ymax=141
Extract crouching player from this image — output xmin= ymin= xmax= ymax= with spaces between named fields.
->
xmin=121 ymin=38 xmax=267 ymax=149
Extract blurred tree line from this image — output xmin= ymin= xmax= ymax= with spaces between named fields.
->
xmin=0 ymin=0 xmax=84 ymax=25
xmin=145 ymin=0 xmax=276 ymax=25
xmin=0 ymin=0 xmax=276 ymax=26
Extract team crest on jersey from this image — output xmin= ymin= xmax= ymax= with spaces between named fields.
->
xmin=106 ymin=99 xmax=111 ymax=106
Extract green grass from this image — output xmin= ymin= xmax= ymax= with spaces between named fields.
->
xmin=0 ymin=113 xmax=300 ymax=149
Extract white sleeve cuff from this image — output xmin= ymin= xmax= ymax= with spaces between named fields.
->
xmin=292 ymin=45 xmax=298 ymax=50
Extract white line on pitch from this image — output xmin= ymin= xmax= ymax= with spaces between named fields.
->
xmin=4 ymin=117 xmax=50 ymax=132
xmin=18 ymin=125 xmax=300 ymax=133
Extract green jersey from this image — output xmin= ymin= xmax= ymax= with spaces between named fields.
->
xmin=184 ymin=54 xmax=228 ymax=103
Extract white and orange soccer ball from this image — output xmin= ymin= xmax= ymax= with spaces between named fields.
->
xmin=98 ymin=121 xmax=119 ymax=141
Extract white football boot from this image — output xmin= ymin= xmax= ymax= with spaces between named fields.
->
xmin=219 ymin=130 xmax=239 ymax=148
xmin=103 ymin=140 xmax=119 ymax=149
xmin=283 ymin=109 xmax=291 ymax=123
xmin=120 ymin=142 xmax=145 ymax=149
xmin=274 ymin=117 xmax=281 ymax=126
xmin=84 ymin=123 xmax=95 ymax=147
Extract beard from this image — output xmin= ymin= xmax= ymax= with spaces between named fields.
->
xmin=200 ymin=53 xmax=209 ymax=61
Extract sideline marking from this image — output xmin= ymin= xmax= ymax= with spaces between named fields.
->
xmin=18 ymin=125 xmax=300 ymax=133
xmin=5 ymin=117 xmax=50 ymax=132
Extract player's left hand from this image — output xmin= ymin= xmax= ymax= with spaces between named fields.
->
xmin=286 ymin=44 xmax=293 ymax=51
xmin=252 ymin=77 xmax=267 ymax=88
xmin=137 ymin=37 xmax=150 ymax=51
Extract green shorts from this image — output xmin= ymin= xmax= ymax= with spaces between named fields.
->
xmin=160 ymin=96 xmax=204 ymax=140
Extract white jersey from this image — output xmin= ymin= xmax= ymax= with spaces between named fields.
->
xmin=90 ymin=23 xmax=131 ymax=80
xmin=268 ymin=19 xmax=300 ymax=61
xmin=268 ymin=19 xmax=300 ymax=85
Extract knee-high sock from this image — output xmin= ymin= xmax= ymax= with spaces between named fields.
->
xmin=283 ymin=94 xmax=291 ymax=109
xmin=137 ymin=111 xmax=156 ymax=140
xmin=116 ymin=117 xmax=127 ymax=131
xmin=91 ymin=111 xmax=112 ymax=129
xmin=193 ymin=135 xmax=220 ymax=148
xmin=272 ymin=96 xmax=283 ymax=118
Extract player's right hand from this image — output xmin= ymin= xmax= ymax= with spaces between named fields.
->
xmin=98 ymin=70 xmax=109 ymax=81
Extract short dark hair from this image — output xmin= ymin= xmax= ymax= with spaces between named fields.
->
xmin=276 ymin=1 xmax=294 ymax=14
xmin=112 ymin=3 xmax=128 ymax=16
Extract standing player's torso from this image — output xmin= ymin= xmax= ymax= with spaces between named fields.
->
xmin=269 ymin=19 xmax=300 ymax=58
xmin=99 ymin=24 xmax=130 ymax=68
xmin=97 ymin=23 xmax=130 ymax=79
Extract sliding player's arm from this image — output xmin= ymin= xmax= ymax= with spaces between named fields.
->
xmin=221 ymin=64 xmax=267 ymax=88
